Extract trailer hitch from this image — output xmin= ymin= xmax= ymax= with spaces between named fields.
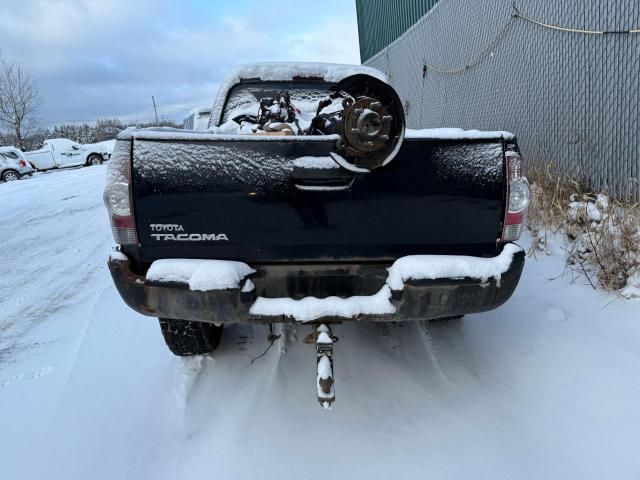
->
xmin=305 ymin=324 xmax=338 ymax=408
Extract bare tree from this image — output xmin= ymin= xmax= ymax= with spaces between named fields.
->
xmin=0 ymin=54 xmax=40 ymax=149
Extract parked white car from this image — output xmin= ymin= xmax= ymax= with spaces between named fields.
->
xmin=0 ymin=146 xmax=33 ymax=182
xmin=25 ymin=138 xmax=110 ymax=171
xmin=183 ymin=106 xmax=211 ymax=131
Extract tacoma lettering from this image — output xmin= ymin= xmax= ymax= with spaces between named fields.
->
xmin=150 ymin=233 xmax=229 ymax=241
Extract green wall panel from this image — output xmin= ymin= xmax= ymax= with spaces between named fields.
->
xmin=356 ymin=0 xmax=439 ymax=62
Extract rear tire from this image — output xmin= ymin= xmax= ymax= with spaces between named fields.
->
xmin=2 ymin=170 xmax=20 ymax=182
xmin=87 ymin=154 xmax=103 ymax=166
xmin=158 ymin=318 xmax=224 ymax=356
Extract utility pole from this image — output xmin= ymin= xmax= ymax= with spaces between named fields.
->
xmin=152 ymin=96 xmax=159 ymax=126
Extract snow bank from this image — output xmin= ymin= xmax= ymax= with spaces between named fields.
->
xmin=568 ymin=201 xmax=602 ymax=222
xmin=146 ymin=259 xmax=255 ymax=291
xmin=620 ymin=273 xmax=640 ymax=300
xmin=567 ymin=194 xmax=609 ymax=223
xmin=405 ymin=128 xmax=515 ymax=141
xmin=249 ymin=286 xmax=395 ymax=321
xmin=387 ymin=244 xmax=523 ymax=290
xmin=535 ymin=195 xmax=639 ymax=295
xmin=293 ymin=156 xmax=339 ymax=169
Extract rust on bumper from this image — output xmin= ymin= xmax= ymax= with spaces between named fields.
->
xmin=108 ymin=250 xmax=525 ymax=324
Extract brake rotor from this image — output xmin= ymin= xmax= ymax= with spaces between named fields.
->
xmin=334 ymin=74 xmax=405 ymax=172
xmin=342 ymin=96 xmax=393 ymax=155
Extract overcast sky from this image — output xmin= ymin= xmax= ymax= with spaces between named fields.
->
xmin=0 ymin=0 xmax=361 ymax=127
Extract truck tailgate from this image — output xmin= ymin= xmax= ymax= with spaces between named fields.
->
xmin=131 ymin=136 xmax=506 ymax=263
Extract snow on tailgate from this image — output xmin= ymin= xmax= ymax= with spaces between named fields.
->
xmin=405 ymin=128 xmax=516 ymax=141
xmin=292 ymin=156 xmax=340 ymax=169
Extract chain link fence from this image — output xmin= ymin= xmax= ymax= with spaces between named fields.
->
xmin=363 ymin=0 xmax=640 ymax=200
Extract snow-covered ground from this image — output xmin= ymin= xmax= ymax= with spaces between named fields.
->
xmin=1 ymin=167 xmax=640 ymax=480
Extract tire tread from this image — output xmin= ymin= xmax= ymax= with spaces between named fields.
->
xmin=158 ymin=318 xmax=223 ymax=356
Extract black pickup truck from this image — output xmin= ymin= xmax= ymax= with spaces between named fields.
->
xmin=105 ymin=63 xmax=529 ymax=406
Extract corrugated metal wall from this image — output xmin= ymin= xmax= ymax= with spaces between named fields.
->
xmin=356 ymin=0 xmax=440 ymax=63
xmin=362 ymin=0 xmax=640 ymax=199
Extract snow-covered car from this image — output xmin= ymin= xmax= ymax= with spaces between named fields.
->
xmin=183 ymin=106 xmax=212 ymax=131
xmin=25 ymin=138 xmax=109 ymax=171
xmin=0 ymin=146 xmax=33 ymax=182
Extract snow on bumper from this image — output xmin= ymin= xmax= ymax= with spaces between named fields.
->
xmin=108 ymin=246 xmax=525 ymax=324
xmin=145 ymin=258 xmax=255 ymax=291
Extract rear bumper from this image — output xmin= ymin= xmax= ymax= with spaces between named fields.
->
xmin=108 ymin=249 xmax=525 ymax=324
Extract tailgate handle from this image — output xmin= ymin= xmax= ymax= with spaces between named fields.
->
xmin=292 ymin=164 xmax=355 ymax=192
xmin=294 ymin=178 xmax=354 ymax=192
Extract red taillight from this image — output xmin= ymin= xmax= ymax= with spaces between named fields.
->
xmin=502 ymin=152 xmax=531 ymax=242
xmin=19 ymin=160 xmax=27 ymax=168
xmin=104 ymin=141 xmax=138 ymax=245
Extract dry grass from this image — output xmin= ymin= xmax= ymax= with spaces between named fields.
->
xmin=527 ymin=161 xmax=640 ymax=292
xmin=526 ymin=162 xmax=587 ymax=235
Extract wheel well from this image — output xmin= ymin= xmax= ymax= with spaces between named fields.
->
xmin=85 ymin=153 xmax=103 ymax=165
xmin=1 ymin=169 xmax=20 ymax=179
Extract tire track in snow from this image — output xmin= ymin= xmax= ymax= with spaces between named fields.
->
xmin=0 ymin=166 xmax=111 ymax=367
